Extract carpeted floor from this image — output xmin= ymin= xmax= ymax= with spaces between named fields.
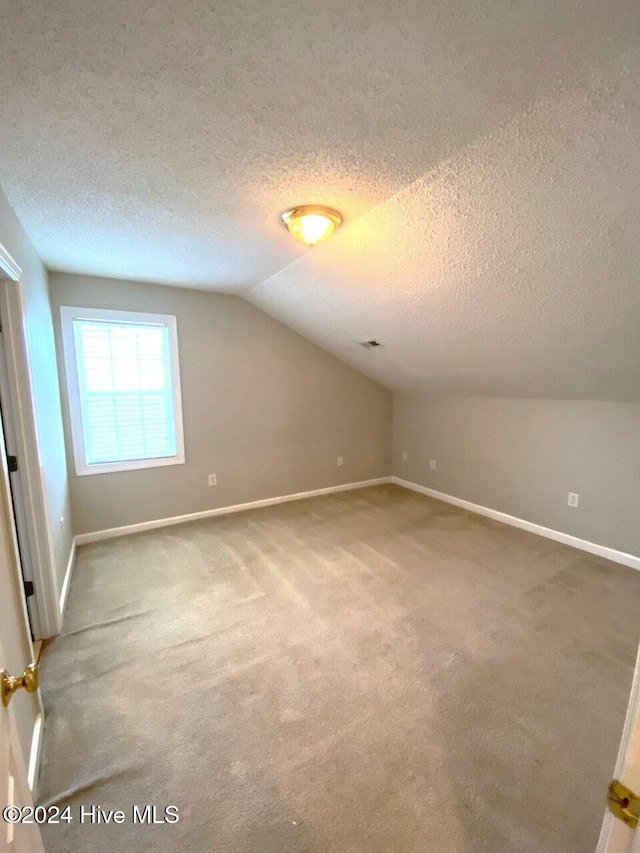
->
xmin=37 ymin=484 xmax=640 ymax=852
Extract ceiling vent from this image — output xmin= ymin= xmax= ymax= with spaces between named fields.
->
xmin=359 ymin=340 xmax=382 ymax=349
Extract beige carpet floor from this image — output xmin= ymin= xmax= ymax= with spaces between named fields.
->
xmin=37 ymin=484 xmax=640 ymax=852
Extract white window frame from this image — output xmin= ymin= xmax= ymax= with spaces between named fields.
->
xmin=60 ymin=306 xmax=185 ymax=476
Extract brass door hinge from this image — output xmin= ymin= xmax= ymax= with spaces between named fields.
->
xmin=609 ymin=780 xmax=640 ymax=829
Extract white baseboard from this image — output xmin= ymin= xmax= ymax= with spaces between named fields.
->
xmin=76 ymin=477 xmax=392 ymax=545
xmin=391 ymin=476 xmax=640 ymax=571
xmin=58 ymin=537 xmax=76 ymax=616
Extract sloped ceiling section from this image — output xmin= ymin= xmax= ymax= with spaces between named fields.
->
xmin=2 ymin=0 xmax=640 ymax=400
xmin=247 ymin=53 xmax=640 ymax=401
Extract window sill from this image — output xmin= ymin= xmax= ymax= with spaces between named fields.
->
xmin=74 ymin=453 xmax=185 ymax=477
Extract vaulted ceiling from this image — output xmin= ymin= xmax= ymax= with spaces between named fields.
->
xmin=2 ymin=0 xmax=640 ymax=399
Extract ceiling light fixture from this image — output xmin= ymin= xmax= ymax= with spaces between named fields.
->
xmin=280 ymin=205 xmax=342 ymax=247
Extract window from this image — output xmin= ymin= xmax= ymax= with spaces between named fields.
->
xmin=60 ymin=306 xmax=185 ymax=475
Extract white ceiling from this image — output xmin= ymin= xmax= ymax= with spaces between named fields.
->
xmin=2 ymin=0 xmax=640 ymax=399
xmin=249 ymin=57 xmax=640 ymax=400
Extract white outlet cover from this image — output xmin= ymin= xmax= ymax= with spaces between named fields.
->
xmin=208 ymin=474 xmax=217 ymax=486
xmin=429 ymin=459 xmax=436 ymax=470
xmin=401 ymin=451 xmax=408 ymax=461
xmin=567 ymin=492 xmax=579 ymax=507
xmin=337 ymin=456 xmax=344 ymax=467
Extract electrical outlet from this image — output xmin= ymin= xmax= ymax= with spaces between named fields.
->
xmin=567 ymin=492 xmax=579 ymax=508
xmin=401 ymin=451 xmax=408 ymax=462
xmin=208 ymin=474 xmax=217 ymax=487
xmin=429 ymin=459 xmax=436 ymax=470
xmin=337 ymin=456 xmax=344 ymax=467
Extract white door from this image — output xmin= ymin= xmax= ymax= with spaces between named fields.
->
xmin=598 ymin=640 xmax=640 ymax=852
xmin=0 ymin=637 xmax=44 ymax=853
xmin=0 ymin=328 xmax=40 ymax=639
xmin=0 ymin=384 xmax=44 ymax=851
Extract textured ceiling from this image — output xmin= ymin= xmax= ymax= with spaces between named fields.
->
xmin=2 ymin=0 xmax=640 ymax=399
xmin=248 ymin=52 xmax=640 ymax=400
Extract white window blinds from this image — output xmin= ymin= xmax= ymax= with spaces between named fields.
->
xmin=74 ymin=319 xmax=176 ymax=465
xmin=61 ymin=307 xmax=184 ymax=475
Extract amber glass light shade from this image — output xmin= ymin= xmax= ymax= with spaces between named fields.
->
xmin=280 ymin=206 xmax=342 ymax=246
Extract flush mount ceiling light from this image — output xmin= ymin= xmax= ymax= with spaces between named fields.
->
xmin=280 ymin=205 xmax=342 ymax=247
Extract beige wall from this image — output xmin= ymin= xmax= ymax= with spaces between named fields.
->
xmin=49 ymin=273 xmax=393 ymax=534
xmin=0 ymin=189 xmax=73 ymax=617
xmin=393 ymin=395 xmax=640 ymax=556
